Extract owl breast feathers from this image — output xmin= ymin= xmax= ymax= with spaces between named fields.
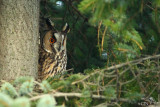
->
xmin=38 ymin=19 xmax=70 ymax=80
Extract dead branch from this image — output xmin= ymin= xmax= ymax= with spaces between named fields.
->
xmin=30 ymin=92 xmax=106 ymax=101
xmin=30 ymin=92 xmax=129 ymax=103
xmin=72 ymin=54 xmax=160 ymax=85
xmin=105 ymin=54 xmax=160 ymax=71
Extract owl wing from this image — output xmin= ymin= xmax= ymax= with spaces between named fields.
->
xmin=41 ymin=56 xmax=57 ymax=80
xmin=39 ymin=47 xmax=66 ymax=80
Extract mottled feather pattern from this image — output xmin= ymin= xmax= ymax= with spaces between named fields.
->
xmin=38 ymin=19 xmax=69 ymax=80
xmin=38 ymin=47 xmax=67 ymax=80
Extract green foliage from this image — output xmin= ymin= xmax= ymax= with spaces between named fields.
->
xmin=12 ymin=97 xmax=30 ymax=107
xmin=78 ymin=0 xmax=97 ymax=14
xmin=77 ymin=89 xmax=92 ymax=106
xmin=51 ymin=79 xmax=71 ymax=90
xmin=40 ymin=80 xmax=51 ymax=93
xmin=37 ymin=95 xmax=56 ymax=107
xmin=19 ymin=80 xmax=34 ymax=96
xmin=0 ymin=93 xmax=13 ymax=107
xmin=1 ymin=82 xmax=18 ymax=98
xmin=125 ymin=92 xmax=144 ymax=103
xmin=40 ymin=0 xmax=160 ymax=69
xmin=82 ymin=88 xmax=91 ymax=97
xmin=153 ymin=0 xmax=160 ymax=7
xmin=14 ymin=76 xmax=34 ymax=85
xmin=38 ymin=0 xmax=160 ymax=106
xmin=0 ymin=76 xmax=63 ymax=107
xmin=104 ymin=87 xmax=116 ymax=100
xmin=79 ymin=97 xmax=92 ymax=107
xmin=78 ymin=0 xmax=160 ymax=62
xmin=1 ymin=0 xmax=159 ymax=107
xmin=0 ymin=58 xmax=159 ymax=107
xmin=67 ymin=73 xmax=84 ymax=81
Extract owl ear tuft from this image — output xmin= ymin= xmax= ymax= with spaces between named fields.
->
xmin=62 ymin=23 xmax=70 ymax=33
xmin=46 ymin=18 xmax=54 ymax=30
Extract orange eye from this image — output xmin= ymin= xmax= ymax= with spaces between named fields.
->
xmin=49 ymin=38 xmax=56 ymax=43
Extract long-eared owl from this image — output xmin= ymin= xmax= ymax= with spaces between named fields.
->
xmin=38 ymin=19 xmax=70 ymax=80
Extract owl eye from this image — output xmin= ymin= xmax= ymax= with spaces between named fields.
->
xmin=49 ymin=34 xmax=57 ymax=43
xmin=49 ymin=37 xmax=56 ymax=43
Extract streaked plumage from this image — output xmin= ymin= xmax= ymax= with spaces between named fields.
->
xmin=38 ymin=19 xmax=69 ymax=80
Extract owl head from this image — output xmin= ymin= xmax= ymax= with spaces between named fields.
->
xmin=42 ymin=19 xmax=70 ymax=54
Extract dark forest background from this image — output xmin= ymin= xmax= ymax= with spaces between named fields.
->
xmin=40 ymin=0 xmax=160 ymax=72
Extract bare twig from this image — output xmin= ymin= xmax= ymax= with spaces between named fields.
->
xmin=116 ymin=67 xmax=120 ymax=102
xmin=30 ymin=92 xmax=129 ymax=103
xmin=72 ymin=54 xmax=160 ymax=85
xmin=101 ymin=26 xmax=107 ymax=53
xmin=30 ymin=92 xmax=106 ymax=101
xmin=104 ymin=54 xmax=160 ymax=71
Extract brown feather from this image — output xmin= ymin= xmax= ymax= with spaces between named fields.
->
xmin=38 ymin=22 xmax=69 ymax=80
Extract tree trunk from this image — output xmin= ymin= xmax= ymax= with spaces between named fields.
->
xmin=0 ymin=0 xmax=39 ymax=80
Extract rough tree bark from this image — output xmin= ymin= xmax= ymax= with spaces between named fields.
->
xmin=0 ymin=0 xmax=39 ymax=80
